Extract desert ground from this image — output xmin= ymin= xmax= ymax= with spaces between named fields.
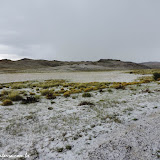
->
xmin=0 ymin=70 xmax=160 ymax=160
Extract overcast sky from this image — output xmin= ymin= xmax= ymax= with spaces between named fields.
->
xmin=0 ymin=0 xmax=160 ymax=62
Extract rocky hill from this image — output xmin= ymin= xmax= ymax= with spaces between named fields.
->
xmin=0 ymin=58 xmax=150 ymax=72
xmin=140 ymin=62 xmax=160 ymax=69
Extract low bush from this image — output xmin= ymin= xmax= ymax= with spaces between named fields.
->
xmin=65 ymin=145 xmax=72 ymax=150
xmin=84 ymin=87 xmax=93 ymax=92
xmin=153 ymin=72 xmax=160 ymax=81
xmin=30 ymin=92 xmax=35 ymax=95
xmin=34 ymin=95 xmax=41 ymax=100
xmin=1 ymin=90 xmax=10 ymax=96
xmin=2 ymin=99 xmax=13 ymax=106
xmin=11 ymin=83 xmax=27 ymax=89
xmin=78 ymin=101 xmax=94 ymax=106
xmin=21 ymin=96 xmax=38 ymax=104
xmin=8 ymin=91 xmax=23 ymax=101
xmin=41 ymin=89 xmax=54 ymax=96
xmin=63 ymin=91 xmax=70 ymax=98
xmin=82 ymin=92 xmax=92 ymax=97
xmin=108 ymin=89 xmax=113 ymax=93
xmin=110 ymin=84 xmax=125 ymax=89
xmin=56 ymin=147 xmax=64 ymax=152
xmin=46 ymin=93 xmax=56 ymax=99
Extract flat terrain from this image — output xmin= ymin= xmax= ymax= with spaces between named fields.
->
xmin=0 ymin=71 xmax=160 ymax=160
xmin=0 ymin=71 xmax=144 ymax=83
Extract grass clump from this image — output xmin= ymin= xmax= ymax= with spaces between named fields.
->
xmin=153 ymin=72 xmax=160 ymax=81
xmin=84 ymin=87 xmax=93 ymax=92
xmin=30 ymin=92 xmax=35 ymax=95
xmin=78 ymin=101 xmax=94 ymax=106
xmin=1 ymin=90 xmax=10 ymax=96
xmin=82 ymin=92 xmax=92 ymax=97
xmin=63 ymin=91 xmax=70 ymax=98
xmin=41 ymin=89 xmax=54 ymax=96
xmin=21 ymin=96 xmax=39 ymax=104
xmin=65 ymin=145 xmax=72 ymax=150
xmin=11 ymin=84 xmax=27 ymax=89
xmin=2 ymin=99 xmax=13 ymax=106
xmin=46 ymin=93 xmax=56 ymax=99
xmin=8 ymin=91 xmax=23 ymax=101
xmin=48 ymin=107 xmax=53 ymax=110
xmin=133 ymin=118 xmax=138 ymax=121
xmin=128 ymin=69 xmax=160 ymax=75
xmin=72 ymin=96 xmax=78 ymax=99
xmin=110 ymin=83 xmax=125 ymax=89
xmin=108 ymin=89 xmax=113 ymax=93
xmin=56 ymin=147 xmax=64 ymax=152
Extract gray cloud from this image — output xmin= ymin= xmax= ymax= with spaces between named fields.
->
xmin=0 ymin=0 xmax=160 ymax=62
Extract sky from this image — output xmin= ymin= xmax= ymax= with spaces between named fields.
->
xmin=0 ymin=0 xmax=160 ymax=62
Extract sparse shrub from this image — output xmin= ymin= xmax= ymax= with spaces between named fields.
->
xmin=2 ymin=99 xmax=13 ymax=106
xmin=84 ymin=87 xmax=93 ymax=92
xmin=21 ymin=96 xmax=38 ymax=104
xmin=142 ymin=88 xmax=151 ymax=93
xmin=41 ymin=89 xmax=54 ymax=96
xmin=11 ymin=83 xmax=27 ymax=89
xmin=108 ymin=89 xmax=113 ymax=93
xmin=30 ymin=92 xmax=35 ymax=95
xmin=48 ymin=107 xmax=53 ymax=110
xmin=77 ymin=84 xmax=87 ymax=89
xmin=72 ymin=96 xmax=77 ymax=99
xmin=34 ymin=95 xmax=41 ymax=100
xmin=110 ymin=84 xmax=125 ymax=89
xmin=112 ymin=117 xmax=122 ymax=123
xmin=133 ymin=118 xmax=138 ymax=121
xmin=51 ymin=101 xmax=55 ymax=104
xmin=82 ymin=92 xmax=92 ymax=97
xmin=91 ymin=124 xmax=95 ymax=128
xmin=46 ymin=93 xmax=56 ymax=99
xmin=19 ymin=90 xmax=26 ymax=94
xmin=65 ymin=145 xmax=72 ymax=150
xmin=56 ymin=147 xmax=64 ymax=152
xmin=23 ymin=93 xmax=28 ymax=96
xmin=8 ymin=91 xmax=23 ymax=101
xmin=63 ymin=91 xmax=70 ymax=98
xmin=78 ymin=101 xmax=94 ymax=106
xmin=63 ymin=83 xmax=69 ymax=87
xmin=25 ymin=115 xmax=34 ymax=120
xmin=1 ymin=90 xmax=10 ymax=96
xmin=99 ymin=89 xmax=103 ymax=92
xmin=102 ymin=114 xmax=122 ymax=123
xmin=153 ymin=72 xmax=160 ymax=81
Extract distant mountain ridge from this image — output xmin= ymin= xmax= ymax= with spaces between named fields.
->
xmin=140 ymin=62 xmax=160 ymax=69
xmin=0 ymin=58 xmax=150 ymax=72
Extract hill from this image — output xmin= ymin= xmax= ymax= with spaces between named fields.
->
xmin=140 ymin=62 xmax=160 ymax=69
xmin=0 ymin=58 xmax=150 ymax=72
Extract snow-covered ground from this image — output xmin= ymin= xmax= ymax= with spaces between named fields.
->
xmin=0 ymin=81 xmax=160 ymax=160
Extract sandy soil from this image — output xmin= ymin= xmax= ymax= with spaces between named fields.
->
xmin=0 ymin=71 xmax=144 ymax=83
xmin=0 ymin=80 xmax=160 ymax=160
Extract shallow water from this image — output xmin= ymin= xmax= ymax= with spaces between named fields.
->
xmin=0 ymin=71 xmax=143 ymax=83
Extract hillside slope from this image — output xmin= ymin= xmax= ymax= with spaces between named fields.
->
xmin=0 ymin=58 xmax=150 ymax=72
xmin=140 ymin=62 xmax=160 ymax=69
